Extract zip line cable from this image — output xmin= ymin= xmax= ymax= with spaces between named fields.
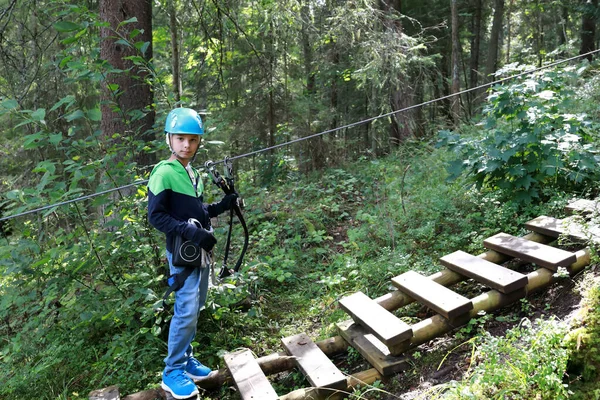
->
xmin=1 ymin=49 xmax=599 ymax=223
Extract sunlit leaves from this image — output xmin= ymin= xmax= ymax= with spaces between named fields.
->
xmin=438 ymin=63 xmax=600 ymax=205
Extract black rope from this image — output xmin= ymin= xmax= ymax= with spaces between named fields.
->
xmin=2 ymin=48 xmax=599 ymax=223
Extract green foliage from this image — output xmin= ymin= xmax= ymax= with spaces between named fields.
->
xmin=564 ymin=276 xmax=600 ymax=399
xmin=438 ymin=63 xmax=600 ymax=205
xmin=441 ymin=318 xmax=571 ymax=399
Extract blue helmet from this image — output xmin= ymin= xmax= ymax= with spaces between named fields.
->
xmin=164 ymin=107 xmax=204 ymax=135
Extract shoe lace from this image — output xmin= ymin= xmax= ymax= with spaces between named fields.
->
xmin=188 ymin=358 xmax=201 ymax=368
xmin=170 ymin=369 xmax=190 ymax=384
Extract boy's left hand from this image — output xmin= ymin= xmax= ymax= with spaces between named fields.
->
xmin=220 ymin=193 xmax=238 ymax=210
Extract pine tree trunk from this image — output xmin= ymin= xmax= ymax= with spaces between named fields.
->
xmin=486 ymin=0 xmax=504 ymax=82
xmin=380 ymin=0 xmax=412 ymax=147
xmin=579 ymin=0 xmax=598 ymax=61
xmin=450 ymin=0 xmax=461 ymax=123
xmin=169 ymin=0 xmax=182 ymax=102
xmin=301 ymin=0 xmax=324 ymax=171
xmin=469 ymin=0 xmax=482 ymax=90
xmin=99 ymin=0 xmax=155 ymax=170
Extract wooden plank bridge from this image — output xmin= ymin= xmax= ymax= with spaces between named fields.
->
xmin=90 ymin=198 xmax=599 ymax=400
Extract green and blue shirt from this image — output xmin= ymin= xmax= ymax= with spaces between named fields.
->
xmin=148 ymin=159 xmax=226 ymax=252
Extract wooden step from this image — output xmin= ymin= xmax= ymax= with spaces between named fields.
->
xmin=336 ymin=319 xmax=411 ymax=376
xmin=391 ymin=270 xmax=473 ymax=319
xmin=224 ymin=349 xmax=278 ymax=400
xmin=339 ymin=292 xmax=412 ymax=355
xmin=483 ymin=232 xmax=577 ymax=272
xmin=282 ymin=333 xmax=347 ymax=395
xmin=525 ymin=215 xmax=600 ymax=244
xmin=565 ymin=198 xmax=600 ymax=216
xmin=440 ymin=250 xmax=528 ymax=294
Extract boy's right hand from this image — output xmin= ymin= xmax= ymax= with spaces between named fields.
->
xmin=194 ymin=227 xmax=217 ymax=252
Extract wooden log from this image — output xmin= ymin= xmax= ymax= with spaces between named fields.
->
xmin=89 ymin=386 xmax=120 ymax=400
xmin=339 ymin=291 xmax=412 ymax=353
xmin=525 ymin=215 xmax=600 ymax=244
xmin=282 ymin=333 xmax=347 ymax=393
xmin=391 ymin=270 xmax=473 ymax=319
xmin=375 ymin=232 xmax=553 ymax=310
xmin=565 ymin=198 xmax=600 ymax=216
xmin=224 ymin=349 xmax=278 ymax=400
xmin=440 ymin=250 xmax=528 ymax=293
xmin=278 ymin=368 xmax=382 ymax=400
xmin=122 ymin=390 xmax=165 ymax=400
xmin=390 ymin=248 xmax=590 ymax=354
xmin=483 ymin=233 xmax=577 ymax=271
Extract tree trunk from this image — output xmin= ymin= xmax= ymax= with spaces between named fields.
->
xmin=450 ymin=0 xmax=461 ymax=123
xmin=558 ymin=5 xmax=568 ymax=57
xmin=380 ymin=0 xmax=412 ymax=147
xmin=506 ymin=0 xmax=512 ymax=63
xmin=301 ymin=0 xmax=324 ymax=171
xmin=99 ymin=0 xmax=155 ymax=170
xmin=486 ymin=0 xmax=504 ymax=82
xmin=469 ymin=0 xmax=482 ymax=90
xmin=579 ymin=0 xmax=598 ymax=61
xmin=169 ymin=0 xmax=182 ymax=102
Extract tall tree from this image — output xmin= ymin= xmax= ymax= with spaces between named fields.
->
xmin=450 ymin=0 xmax=461 ymax=122
xmin=579 ymin=0 xmax=598 ymax=60
xmin=486 ymin=0 xmax=505 ymax=81
xmin=99 ymin=0 xmax=155 ymax=169
xmin=469 ymin=0 xmax=483 ymax=90
xmin=169 ymin=0 xmax=182 ymax=102
xmin=301 ymin=0 xmax=324 ymax=170
xmin=380 ymin=0 xmax=414 ymax=146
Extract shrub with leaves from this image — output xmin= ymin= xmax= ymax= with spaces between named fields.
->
xmin=441 ymin=318 xmax=571 ymax=399
xmin=438 ymin=63 xmax=600 ymax=204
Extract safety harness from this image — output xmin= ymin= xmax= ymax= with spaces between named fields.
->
xmin=205 ymin=158 xmax=249 ymax=279
xmin=161 ymin=158 xmax=249 ymax=308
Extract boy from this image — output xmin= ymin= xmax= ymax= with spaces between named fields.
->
xmin=147 ymin=107 xmax=236 ymax=399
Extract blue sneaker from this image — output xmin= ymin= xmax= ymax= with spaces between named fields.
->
xmin=161 ymin=369 xmax=199 ymax=399
xmin=185 ymin=357 xmax=212 ymax=379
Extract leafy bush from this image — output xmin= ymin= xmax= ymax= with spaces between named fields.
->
xmin=438 ymin=63 xmax=600 ymax=205
xmin=441 ymin=318 xmax=571 ymax=399
xmin=565 ymin=275 xmax=600 ymax=399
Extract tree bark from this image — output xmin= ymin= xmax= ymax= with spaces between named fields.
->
xmin=579 ymin=0 xmax=598 ymax=61
xmin=469 ymin=0 xmax=482 ymax=90
xmin=380 ymin=0 xmax=412 ymax=147
xmin=558 ymin=5 xmax=568 ymax=57
xmin=169 ymin=0 xmax=182 ymax=102
xmin=99 ymin=0 xmax=155 ymax=170
xmin=450 ymin=0 xmax=461 ymax=123
xmin=301 ymin=0 xmax=324 ymax=170
xmin=486 ymin=0 xmax=504 ymax=82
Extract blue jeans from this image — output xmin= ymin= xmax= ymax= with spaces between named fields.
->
xmin=164 ymin=250 xmax=210 ymax=374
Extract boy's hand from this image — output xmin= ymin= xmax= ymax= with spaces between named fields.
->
xmin=220 ymin=193 xmax=238 ymax=211
xmin=194 ymin=227 xmax=217 ymax=251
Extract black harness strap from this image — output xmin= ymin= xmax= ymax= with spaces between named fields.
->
xmin=205 ymin=159 xmax=249 ymax=279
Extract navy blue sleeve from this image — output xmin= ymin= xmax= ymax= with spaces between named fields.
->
xmin=148 ymin=189 xmax=198 ymax=240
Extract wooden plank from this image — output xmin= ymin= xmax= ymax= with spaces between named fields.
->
xmin=483 ymin=232 xmax=577 ymax=272
xmin=224 ymin=349 xmax=278 ymax=400
xmin=282 ymin=333 xmax=347 ymax=395
xmin=336 ymin=319 xmax=411 ymax=376
xmin=391 ymin=270 xmax=473 ymax=319
xmin=440 ymin=250 xmax=528 ymax=294
xmin=565 ymin=198 xmax=600 ymax=216
xmin=339 ymin=292 xmax=412 ymax=354
xmin=524 ymin=215 xmax=600 ymax=244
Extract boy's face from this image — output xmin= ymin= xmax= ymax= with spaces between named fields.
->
xmin=170 ymin=134 xmax=201 ymax=160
